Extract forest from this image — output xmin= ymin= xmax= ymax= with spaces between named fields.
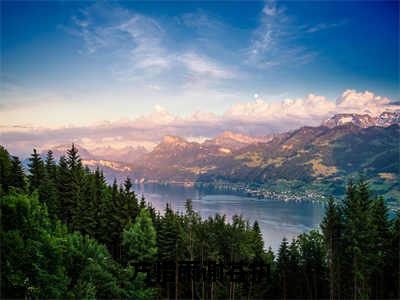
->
xmin=0 ymin=144 xmax=399 ymax=299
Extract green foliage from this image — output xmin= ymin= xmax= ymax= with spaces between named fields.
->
xmin=28 ymin=149 xmax=45 ymax=192
xmin=0 ymin=146 xmax=12 ymax=193
xmin=1 ymin=191 xmax=68 ymax=298
xmin=10 ymin=156 xmax=26 ymax=191
xmin=1 ymin=145 xmax=398 ymax=299
xmin=123 ymin=209 xmax=157 ymax=263
xmin=319 ymin=179 xmax=399 ymax=299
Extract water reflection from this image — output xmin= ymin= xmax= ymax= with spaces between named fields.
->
xmin=134 ymin=184 xmax=326 ymax=251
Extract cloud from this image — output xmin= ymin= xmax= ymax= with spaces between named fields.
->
xmin=178 ymin=52 xmax=237 ymax=80
xmin=262 ymin=0 xmax=279 ymax=16
xmin=225 ymin=94 xmax=336 ymax=123
xmin=305 ymin=21 xmax=347 ymax=33
xmin=70 ymin=2 xmax=238 ymax=83
xmin=246 ymin=0 xmax=315 ymax=68
xmin=71 ymin=3 xmax=171 ymax=80
xmin=2 ymin=90 xmax=398 ymax=157
xmin=336 ymin=90 xmax=393 ymax=115
xmin=246 ymin=1 xmax=346 ymax=68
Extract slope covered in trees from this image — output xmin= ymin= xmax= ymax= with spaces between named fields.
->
xmin=129 ymin=124 xmax=399 ymax=200
xmin=1 ymin=144 xmax=399 ymax=299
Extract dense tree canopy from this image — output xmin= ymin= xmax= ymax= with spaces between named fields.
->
xmin=1 ymin=145 xmax=398 ymax=299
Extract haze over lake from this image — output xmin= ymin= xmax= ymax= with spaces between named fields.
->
xmin=135 ymin=184 xmax=326 ymax=251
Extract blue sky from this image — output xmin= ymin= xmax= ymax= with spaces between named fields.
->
xmin=1 ymin=0 xmax=399 ymax=154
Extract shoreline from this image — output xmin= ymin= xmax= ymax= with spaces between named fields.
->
xmin=134 ymin=180 xmax=328 ymax=202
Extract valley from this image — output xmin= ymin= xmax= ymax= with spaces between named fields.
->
xmin=42 ymin=112 xmax=399 ymax=204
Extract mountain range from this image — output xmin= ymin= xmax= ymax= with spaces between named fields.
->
xmin=42 ymin=111 xmax=400 ymax=201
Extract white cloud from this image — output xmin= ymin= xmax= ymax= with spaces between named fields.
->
xmin=178 ymin=52 xmax=237 ymax=79
xmin=305 ymin=21 xmax=347 ymax=33
xmin=336 ymin=90 xmax=393 ymax=115
xmin=2 ymin=90 xmax=398 ymax=156
xmin=246 ymin=0 xmax=314 ymax=68
xmin=225 ymin=93 xmax=336 ymax=124
xmin=247 ymin=1 xmax=345 ymax=69
xmin=71 ymin=3 xmax=238 ymax=84
xmin=262 ymin=0 xmax=278 ymax=16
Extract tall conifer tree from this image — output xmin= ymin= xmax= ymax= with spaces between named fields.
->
xmin=10 ymin=156 xmax=25 ymax=190
xmin=28 ymin=149 xmax=44 ymax=192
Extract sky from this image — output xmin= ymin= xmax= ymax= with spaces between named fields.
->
xmin=1 ymin=0 xmax=399 ymax=156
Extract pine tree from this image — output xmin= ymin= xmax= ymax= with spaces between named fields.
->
xmin=0 ymin=146 xmax=12 ymax=193
xmin=251 ymin=221 xmax=264 ymax=260
xmin=390 ymin=212 xmax=400 ymax=298
xmin=28 ymin=149 xmax=44 ymax=192
xmin=66 ymin=144 xmax=84 ymax=230
xmin=297 ymin=230 xmax=327 ymax=299
xmin=92 ymin=167 xmax=111 ymax=245
xmin=370 ymin=196 xmax=391 ymax=298
xmin=57 ymin=155 xmax=71 ymax=224
xmin=287 ymin=239 xmax=300 ymax=297
xmin=108 ymin=178 xmax=121 ymax=258
xmin=124 ymin=177 xmax=139 ymax=221
xmin=158 ymin=204 xmax=182 ymax=261
xmin=123 ymin=209 xmax=157 ymax=264
xmin=45 ymin=150 xmax=57 ymax=181
xmin=78 ymin=170 xmax=93 ymax=235
xmin=157 ymin=204 xmax=183 ymax=299
xmin=321 ymin=196 xmax=342 ymax=299
xmin=10 ymin=156 xmax=26 ymax=191
xmin=252 ymin=221 xmax=264 ymax=260
xmin=341 ymin=179 xmax=373 ymax=299
xmin=38 ymin=169 xmax=59 ymax=218
xmin=276 ymin=238 xmax=290 ymax=300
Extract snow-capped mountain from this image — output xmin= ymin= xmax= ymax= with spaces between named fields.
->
xmin=322 ymin=111 xmax=400 ymax=128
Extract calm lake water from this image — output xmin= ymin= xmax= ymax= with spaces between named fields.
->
xmin=134 ymin=184 xmax=326 ymax=252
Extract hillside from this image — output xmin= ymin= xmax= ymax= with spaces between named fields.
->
xmin=40 ymin=112 xmax=399 ymax=200
xmin=130 ymin=123 xmax=399 ymax=200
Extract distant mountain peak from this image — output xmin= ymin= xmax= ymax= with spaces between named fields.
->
xmin=322 ymin=111 xmax=399 ymax=128
xmin=162 ymin=135 xmax=189 ymax=145
xmin=41 ymin=143 xmax=93 ymax=159
xmin=220 ymin=131 xmax=255 ymax=142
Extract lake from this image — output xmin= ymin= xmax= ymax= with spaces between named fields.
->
xmin=134 ymin=184 xmax=326 ymax=252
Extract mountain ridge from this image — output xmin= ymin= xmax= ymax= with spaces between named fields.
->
xmin=39 ymin=112 xmax=399 ymax=200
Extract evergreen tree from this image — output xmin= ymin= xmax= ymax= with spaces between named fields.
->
xmin=251 ymin=220 xmax=264 ymax=260
xmin=390 ymin=211 xmax=400 ymax=298
xmin=341 ymin=179 xmax=372 ymax=298
xmin=297 ymin=230 xmax=327 ymax=299
xmin=124 ymin=177 xmax=139 ymax=221
xmin=320 ymin=196 xmax=342 ymax=299
xmin=45 ymin=150 xmax=57 ymax=181
xmin=38 ymin=169 xmax=59 ymax=218
xmin=0 ymin=146 xmax=12 ymax=193
xmin=28 ymin=149 xmax=44 ymax=192
xmin=10 ymin=156 xmax=26 ymax=191
xmin=1 ymin=191 xmax=68 ymax=298
xmin=182 ymin=199 xmax=200 ymax=259
xmin=123 ymin=209 xmax=157 ymax=264
xmin=276 ymin=238 xmax=290 ymax=300
xmin=287 ymin=239 xmax=300 ymax=297
xmin=79 ymin=169 xmax=97 ymax=236
xmin=66 ymin=144 xmax=84 ymax=230
xmin=370 ymin=196 xmax=392 ymax=298
xmin=1 ymin=145 xmax=398 ymax=300
xmin=57 ymin=155 xmax=71 ymax=223
xmin=157 ymin=204 xmax=183 ymax=299
xmin=158 ymin=204 xmax=182 ymax=261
